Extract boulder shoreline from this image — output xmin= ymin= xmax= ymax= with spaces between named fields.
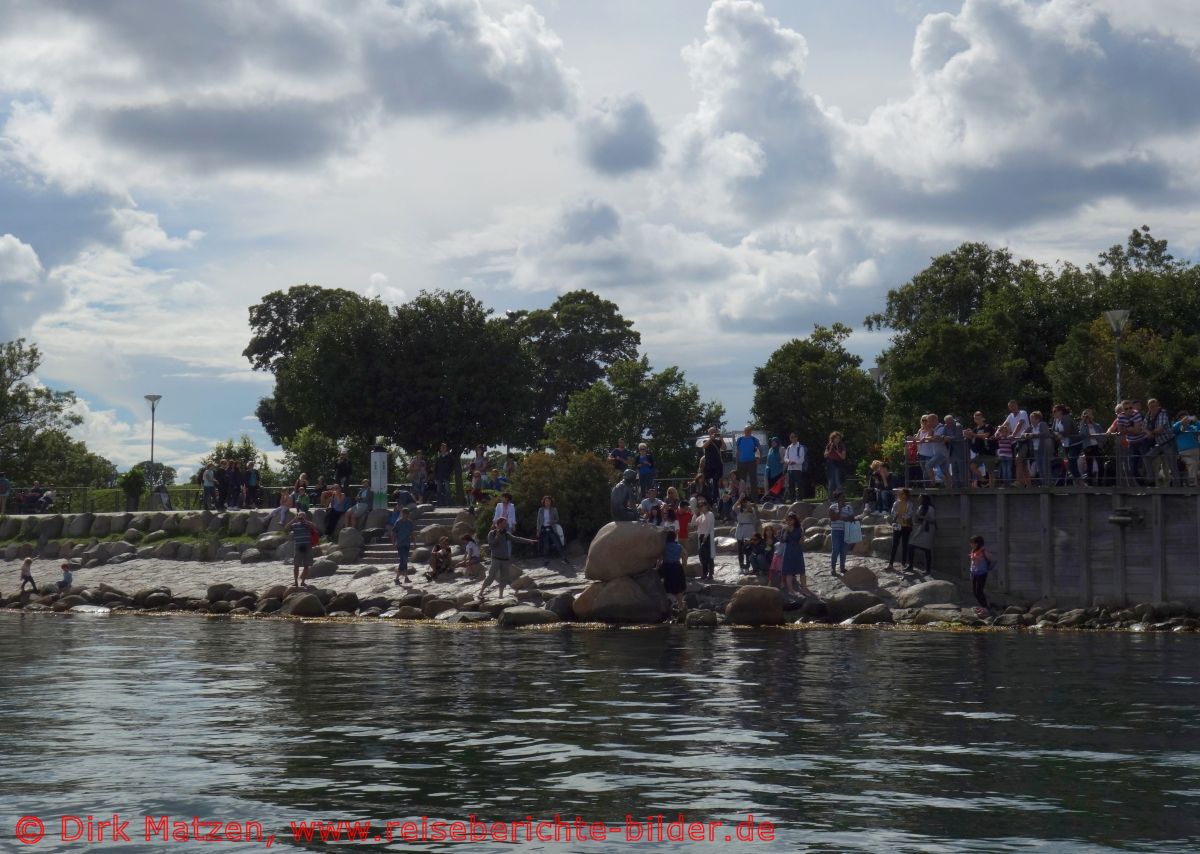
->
xmin=2 ymin=508 xmax=1198 ymax=633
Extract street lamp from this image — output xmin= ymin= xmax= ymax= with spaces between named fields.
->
xmin=144 ymin=394 xmax=162 ymax=484
xmin=1103 ymin=310 xmax=1131 ymax=402
xmin=868 ymin=366 xmax=885 ymax=390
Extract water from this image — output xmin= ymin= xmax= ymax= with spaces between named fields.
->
xmin=1 ymin=615 xmax=1198 ymax=852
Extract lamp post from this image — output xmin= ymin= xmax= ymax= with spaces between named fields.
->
xmin=1103 ymin=310 xmax=1131 ymax=402
xmin=144 ymin=394 xmax=162 ymax=484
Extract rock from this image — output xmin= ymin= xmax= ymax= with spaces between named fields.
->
xmin=897 ymin=580 xmax=960 ymax=609
xmin=153 ymin=541 xmax=180 ymax=559
xmin=839 ymin=564 xmax=878 ymax=590
xmin=337 ymin=526 xmax=364 ymax=557
xmin=36 ymin=514 xmax=64 ymax=540
xmin=352 ymin=566 xmax=382 ymax=580
xmin=911 ymin=606 xmax=962 ymax=625
xmin=52 ymin=594 xmax=88 ymax=612
xmin=256 ymin=533 xmax=287 ymax=551
xmin=144 ymin=530 xmax=168 ymax=544
xmin=725 ymin=586 xmax=785 ymax=626
xmin=498 ymin=605 xmax=562 ymax=628
xmin=245 ymin=512 xmax=269 ymax=537
xmin=240 ymin=548 xmax=263 ymax=564
xmin=417 ymin=523 xmax=451 ymax=546
xmin=89 ymin=515 xmax=112 ymax=537
xmin=846 ymin=603 xmax=894 ymax=625
xmin=583 ymin=522 xmax=668 ymax=582
xmin=119 ymin=527 xmax=141 ymax=543
xmin=824 ymin=591 xmax=885 ymax=623
xmin=423 ymin=598 xmax=457 ymax=618
xmin=510 ymin=575 xmax=534 ymax=591
xmin=993 ymin=613 xmax=1024 ymax=627
xmin=545 ymin=592 xmax=575 ymax=621
xmin=206 ymin=583 xmax=234 ymax=602
xmin=328 ymin=592 xmax=360 ymax=613
xmin=209 ymin=600 xmax=233 ymax=614
xmin=226 ymin=513 xmax=248 ymax=536
xmin=480 ymin=597 xmax=519 ymax=617
xmin=395 ymin=605 xmax=425 ymax=619
xmin=1056 ymin=608 xmax=1087 ymax=627
xmin=685 ymin=609 xmax=719 ymax=627
xmin=804 ymin=532 xmax=825 ymax=551
xmin=143 ymin=591 xmax=172 ymax=609
xmin=446 ymin=611 xmax=494 ymax=624
xmin=308 ymin=558 xmax=339 ymax=579
xmin=179 ymin=512 xmax=209 ymax=535
xmin=573 ymin=574 xmax=668 ymax=624
xmin=280 ymin=592 xmax=326 ymax=617
xmin=38 ymin=542 xmax=61 ymax=559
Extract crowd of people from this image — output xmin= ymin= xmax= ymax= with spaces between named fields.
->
xmin=0 ymin=476 xmax=56 ymax=514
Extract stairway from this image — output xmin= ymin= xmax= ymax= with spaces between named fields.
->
xmin=357 ymin=505 xmax=467 ymax=566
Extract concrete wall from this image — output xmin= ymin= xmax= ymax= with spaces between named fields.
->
xmin=922 ymin=489 xmax=1200 ymax=607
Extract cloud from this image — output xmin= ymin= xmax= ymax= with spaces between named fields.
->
xmin=364 ymin=272 xmax=407 ymax=304
xmin=0 ymin=0 xmax=578 ymax=190
xmin=0 ymin=234 xmax=58 ymax=340
xmin=65 ymin=394 xmax=215 ymax=471
xmin=578 ymin=95 xmax=663 ymax=175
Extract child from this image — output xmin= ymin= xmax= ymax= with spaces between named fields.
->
xmin=387 ymin=505 xmax=414 ymax=584
xmin=995 ymin=424 xmax=1015 ymax=486
xmin=768 ymin=528 xmax=786 ymax=589
xmin=19 ymin=558 xmax=36 ymax=592
xmin=715 ymin=479 xmax=733 ymax=522
xmin=58 ymin=562 xmax=73 ymax=591
xmin=456 ymin=533 xmax=483 ymax=578
xmin=657 ymin=530 xmax=687 ymax=611
xmin=968 ymin=535 xmax=994 ymax=617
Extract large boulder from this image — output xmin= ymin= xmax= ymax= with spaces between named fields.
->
xmin=498 ymin=606 xmax=562 ymax=628
xmin=839 ymin=564 xmax=878 ymax=590
xmin=256 ymin=533 xmax=287 ymax=551
xmin=897 ymin=580 xmax=960 ymax=610
xmin=227 ymin=513 xmax=248 ymax=536
xmin=845 ymin=603 xmax=894 ymax=625
xmin=544 ymin=592 xmax=576 ymax=621
xmin=328 ymin=592 xmax=360 ymax=613
xmin=725 ymin=585 xmax=785 ymax=626
xmin=240 ymin=548 xmax=263 ymax=564
xmin=179 ymin=512 xmax=210 ymax=535
xmin=336 ymin=527 xmax=364 ymax=558
xmin=686 ymin=609 xmax=719 ymax=627
xmin=365 ymin=508 xmax=391 ymax=529
xmin=280 ymin=592 xmax=326 ymax=617
xmin=573 ymin=573 xmax=669 ymax=624
xmin=584 ymin=522 xmax=668 ymax=582
xmin=423 ymin=598 xmax=457 ymax=618
xmin=89 ymin=515 xmax=112 ymax=538
xmin=36 ymin=514 xmax=64 ymax=540
xmin=0 ymin=515 xmax=22 ymax=539
xmin=824 ymin=591 xmax=885 ymax=623
xmin=418 ymin=524 xmax=451 ymax=546
xmin=245 ymin=512 xmax=269 ymax=537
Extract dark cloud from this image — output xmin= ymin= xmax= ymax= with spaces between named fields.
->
xmin=558 ymin=199 xmax=620 ymax=244
xmin=579 ymin=96 xmax=663 ymax=176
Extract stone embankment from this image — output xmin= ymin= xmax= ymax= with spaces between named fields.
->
xmin=2 ymin=505 xmax=1197 ymax=632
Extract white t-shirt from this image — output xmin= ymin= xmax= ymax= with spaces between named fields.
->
xmin=785 ymin=442 xmax=806 ymax=471
xmin=493 ymin=501 xmax=517 ymax=527
xmin=1002 ymin=410 xmax=1030 ymax=438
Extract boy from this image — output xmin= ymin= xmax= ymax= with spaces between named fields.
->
xmin=58 ymin=562 xmax=73 ymax=591
xmin=290 ymin=511 xmax=319 ymax=588
xmin=387 ymin=505 xmax=414 ymax=584
xmin=479 ymin=516 xmax=535 ymax=600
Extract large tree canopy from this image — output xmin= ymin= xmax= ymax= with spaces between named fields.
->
xmin=752 ymin=323 xmax=884 ymax=481
xmin=0 ymin=338 xmax=87 ymax=479
xmin=547 ymin=356 xmax=725 ymax=478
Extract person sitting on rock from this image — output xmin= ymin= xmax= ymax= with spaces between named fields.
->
xmin=426 ymin=536 xmax=453 ymax=581
xmin=610 ymin=469 xmax=639 ymax=522
xmin=58 ymin=562 xmax=73 ymax=591
xmin=456 ymin=533 xmax=483 ymax=578
xmin=479 ymin=516 xmax=535 ymax=600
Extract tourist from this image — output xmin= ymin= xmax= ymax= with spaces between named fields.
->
xmin=939 ymin=415 xmax=966 ymax=488
xmin=335 ymin=451 xmax=352 ymax=490
xmin=888 ymin=487 xmax=914 ymax=570
xmin=608 ymin=437 xmax=633 ymax=472
xmin=0 ymin=470 xmax=9 ymax=515
xmin=536 ymin=495 xmax=568 ymax=566
xmin=915 ymin=414 xmax=941 ymax=486
xmin=201 ymin=462 xmax=217 ymax=510
xmin=1052 ymin=404 xmax=1080 ymax=484
xmin=226 ymin=460 xmax=243 ymax=509
xmin=694 ymin=497 xmax=716 ymax=581
xmin=715 ymin=478 xmax=733 ymax=522
xmin=734 ymin=496 xmax=761 ymax=570
xmin=493 ymin=491 xmax=517 ymax=528
xmin=688 ymin=473 xmax=707 ymax=509
xmin=734 ymin=425 xmax=762 ymax=501
xmin=645 ymin=504 xmax=665 ymax=528
xmin=1001 ymin=400 xmax=1032 ymax=486
xmin=828 ymin=491 xmax=856 ymax=576
xmin=479 ymin=516 xmax=535 ymax=600
xmin=767 ymin=525 xmax=786 ymax=588
xmin=1078 ymin=409 xmax=1106 ymax=484
xmin=244 ymin=461 xmax=260 ymax=507
xmin=466 ymin=464 xmax=481 ymax=512
xmin=968 ymin=535 xmax=995 ymax=617
xmin=58 ymin=562 xmax=72 ymax=591
xmin=701 ymin=427 xmax=724 ymax=504
xmin=781 ymin=512 xmax=812 ymax=598
xmin=967 ymin=411 xmax=997 ymax=488
xmin=427 ymin=536 xmax=453 ymax=580
xmin=290 ymin=511 xmax=319 ymax=587
xmin=435 ymin=442 xmax=456 ymax=505
xmin=765 ymin=436 xmax=785 ymax=498
xmin=675 ymin=499 xmax=693 ymax=543
xmin=347 ymin=480 xmax=370 ymax=529
xmin=386 ymin=505 xmax=414 ymax=583
xmin=456 ymin=533 xmax=483 ymax=577
xmin=728 ymin=470 xmax=744 ymax=505
xmin=664 ymin=486 xmax=681 ymax=507
xmin=785 ymin=432 xmax=807 ymax=501
xmin=325 ymin=485 xmax=351 ymax=541
xmin=639 ymin=485 xmax=663 ymax=519
xmin=1173 ymin=411 xmax=1200 ymax=487
xmin=752 ymin=525 xmax=777 ymax=576
xmin=409 ymin=451 xmax=428 ymax=498
xmin=1114 ymin=400 xmax=1146 ymax=484
xmin=635 ymin=442 xmax=656 ymax=496
xmin=995 ymin=423 xmax=1015 ymax=485
xmin=292 ymin=474 xmax=311 ymax=512
xmin=471 ymin=444 xmax=488 ymax=478
xmin=1028 ymin=411 xmax=1053 ymax=487
xmin=657 ymin=530 xmax=687 ymax=611
xmin=273 ymin=488 xmax=293 ymax=524
xmin=19 ymin=557 xmax=36 ymax=592
xmin=908 ymin=494 xmax=936 ymax=574
xmin=869 ymin=460 xmax=893 ymax=511
xmin=1143 ymin=398 xmax=1177 ymax=486
xmin=825 ymin=431 xmax=848 ymax=496
xmin=663 ymin=504 xmax=680 ymax=537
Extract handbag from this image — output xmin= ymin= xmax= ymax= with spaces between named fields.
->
xmin=844 ymin=520 xmax=863 ymax=544
xmin=308 ymin=527 xmax=320 ymax=546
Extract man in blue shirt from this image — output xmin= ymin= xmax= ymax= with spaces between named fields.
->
xmin=608 ymin=438 xmax=632 ymax=472
xmin=1173 ymin=411 xmax=1200 ymax=487
xmin=734 ymin=425 xmax=762 ymax=501
xmin=387 ymin=505 xmax=415 ymax=584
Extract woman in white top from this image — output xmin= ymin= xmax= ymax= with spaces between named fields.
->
xmin=693 ymin=497 xmax=716 ymax=581
xmin=492 ymin=492 xmax=517 ymax=528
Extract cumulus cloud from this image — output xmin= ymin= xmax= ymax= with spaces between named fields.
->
xmin=0 ymin=0 xmax=577 ymax=189
xmin=579 ymin=95 xmax=663 ymax=175
xmin=0 ymin=234 xmax=58 ymax=340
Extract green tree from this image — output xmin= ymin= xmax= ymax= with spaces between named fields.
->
xmin=199 ymin=435 xmax=276 ymax=483
xmin=21 ymin=430 xmax=117 ymax=487
xmin=280 ymin=425 xmax=340 ymax=484
xmin=501 ymin=442 xmax=613 ymax=544
xmin=0 ymin=338 xmax=81 ymax=473
xmin=547 ymin=356 xmax=725 ymax=478
xmin=752 ymin=323 xmax=884 ymax=484
xmin=134 ymin=460 xmax=176 ymax=487
xmin=508 ymin=290 xmax=640 ymax=446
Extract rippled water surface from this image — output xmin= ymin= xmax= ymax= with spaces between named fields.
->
xmin=2 ymin=615 xmax=1198 ymax=852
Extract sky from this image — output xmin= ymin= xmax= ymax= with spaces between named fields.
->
xmin=3 ymin=0 xmax=1200 ymax=477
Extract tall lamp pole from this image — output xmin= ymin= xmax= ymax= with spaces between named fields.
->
xmin=145 ymin=394 xmax=162 ymax=484
xmin=1103 ymin=310 xmax=1130 ymax=402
